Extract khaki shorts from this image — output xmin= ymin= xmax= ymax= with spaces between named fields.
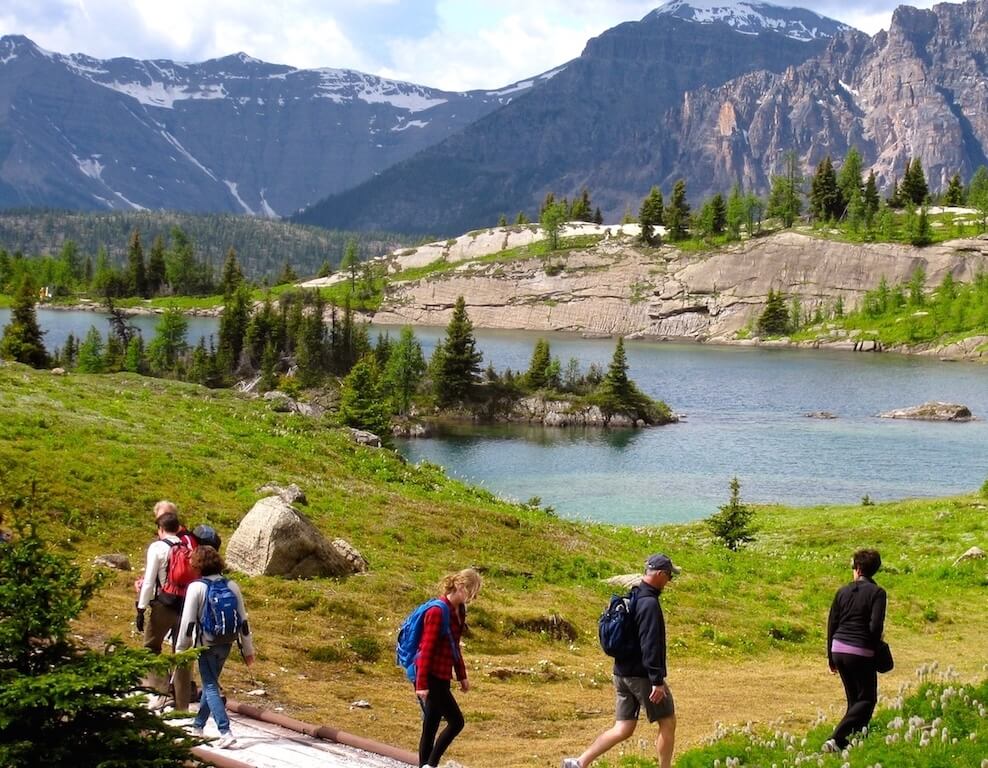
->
xmin=614 ymin=675 xmax=675 ymax=723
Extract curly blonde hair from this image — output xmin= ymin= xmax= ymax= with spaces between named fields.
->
xmin=438 ymin=568 xmax=482 ymax=601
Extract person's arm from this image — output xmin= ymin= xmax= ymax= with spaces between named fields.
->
xmin=826 ymin=590 xmax=841 ymax=669
xmin=137 ymin=542 xmax=163 ymax=610
xmin=637 ymin=597 xmax=666 ymax=686
xmin=414 ymin=606 xmax=442 ymax=694
xmin=229 ymin=581 xmax=255 ymax=661
xmin=869 ymin=587 xmax=887 ymax=647
xmin=175 ymin=582 xmax=203 ymax=652
xmin=452 ymin=607 xmax=467 ymax=683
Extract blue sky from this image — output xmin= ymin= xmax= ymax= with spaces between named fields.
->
xmin=0 ymin=1 xmax=941 ymax=90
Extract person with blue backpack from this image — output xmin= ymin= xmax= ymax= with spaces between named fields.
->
xmin=176 ymin=545 xmax=255 ymax=750
xmin=396 ymin=567 xmax=482 ymax=768
xmin=562 ymin=553 xmax=680 ymax=768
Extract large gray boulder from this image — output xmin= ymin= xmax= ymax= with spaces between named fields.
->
xmin=226 ymin=496 xmax=362 ymax=579
xmin=878 ymin=402 xmax=973 ymax=421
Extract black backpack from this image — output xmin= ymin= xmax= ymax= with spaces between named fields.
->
xmin=598 ymin=589 xmax=640 ymax=659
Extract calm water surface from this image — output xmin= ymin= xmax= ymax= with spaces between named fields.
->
xmin=6 ymin=309 xmax=987 ymax=524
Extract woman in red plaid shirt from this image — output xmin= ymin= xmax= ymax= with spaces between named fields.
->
xmin=414 ymin=568 xmax=482 ymax=768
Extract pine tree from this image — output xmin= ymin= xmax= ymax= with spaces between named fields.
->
xmin=434 ymin=296 xmax=483 ymax=405
xmin=969 ymin=165 xmax=988 ymax=230
xmin=339 ymin=354 xmax=391 ymax=437
xmin=836 ymin=147 xmax=864 ymax=212
xmin=524 ymin=339 xmax=552 ymax=390
xmin=593 ymin=207 xmax=603 ymax=225
xmin=863 ymin=171 xmax=881 ymax=220
xmin=123 ymin=335 xmax=145 ymax=374
xmin=295 ymin=292 xmax=327 ymax=387
xmin=943 ymin=173 xmax=964 ymax=206
xmin=221 ymin=247 xmax=244 ymax=298
xmin=515 ymin=211 xmax=529 ymax=225
xmin=276 ymin=260 xmax=297 ymax=285
xmin=340 ymin=239 xmax=359 ymax=292
xmin=726 ymin=184 xmax=745 ymax=240
xmin=497 ymin=214 xmax=508 ymax=227
xmin=0 ymin=276 xmax=49 ymax=368
xmin=706 ymin=476 xmax=757 ymax=550
xmin=146 ymin=234 xmax=167 ymax=296
xmin=638 ymin=186 xmax=664 ymax=245
xmin=382 ymin=326 xmax=426 ymax=416
xmin=260 ymin=339 xmax=278 ymax=391
xmin=540 ymin=201 xmax=568 ymax=250
xmin=127 ymin=229 xmax=147 ymax=298
xmin=146 ymin=307 xmax=188 ymax=375
xmin=665 ymin=179 xmax=691 ymax=241
xmin=218 ymin=282 xmax=252 ymax=375
xmin=76 ymin=326 xmax=105 ymax=373
xmin=810 ymin=156 xmax=841 ymax=220
xmin=767 ymin=151 xmax=803 ymax=227
xmin=901 ymin=157 xmax=929 ymax=206
xmin=757 ymin=289 xmax=790 ymax=336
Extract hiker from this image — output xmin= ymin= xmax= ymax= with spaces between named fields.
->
xmin=562 ymin=553 xmax=680 ymax=768
xmin=822 ymin=548 xmax=887 ymax=753
xmin=176 ymin=545 xmax=254 ymax=750
xmin=136 ymin=508 xmax=196 ymax=710
xmin=414 ymin=568 xmax=482 ymax=768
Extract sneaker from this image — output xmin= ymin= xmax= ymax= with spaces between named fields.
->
xmin=561 ymin=759 xmax=582 ymax=768
xmin=821 ymin=738 xmax=839 ymax=753
xmin=215 ymin=733 xmax=237 ymax=750
xmin=189 ymin=726 xmax=204 ymax=737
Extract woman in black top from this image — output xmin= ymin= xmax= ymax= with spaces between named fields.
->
xmin=823 ymin=548 xmax=887 ymax=752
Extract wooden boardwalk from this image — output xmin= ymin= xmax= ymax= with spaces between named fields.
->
xmin=181 ymin=706 xmax=416 ymax=768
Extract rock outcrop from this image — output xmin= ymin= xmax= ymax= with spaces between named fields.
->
xmin=226 ymin=494 xmax=363 ymax=579
xmin=878 ymin=402 xmax=974 ymax=421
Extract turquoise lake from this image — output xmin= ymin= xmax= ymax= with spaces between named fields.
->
xmin=6 ymin=308 xmax=987 ymax=525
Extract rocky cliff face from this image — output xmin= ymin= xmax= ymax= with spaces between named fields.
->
xmin=0 ymin=35 xmax=548 ymax=215
xmin=667 ymin=0 xmax=988 ymax=196
xmin=372 ymin=227 xmax=988 ymax=351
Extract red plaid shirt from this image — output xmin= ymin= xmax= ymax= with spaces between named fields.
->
xmin=414 ymin=596 xmax=467 ymax=690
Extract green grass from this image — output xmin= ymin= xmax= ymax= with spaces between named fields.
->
xmin=1 ymin=363 xmax=986 ymax=766
xmin=0 ymin=293 xmax=11 ymax=309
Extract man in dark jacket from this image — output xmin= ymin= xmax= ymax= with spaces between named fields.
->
xmin=562 ymin=553 xmax=680 ymax=768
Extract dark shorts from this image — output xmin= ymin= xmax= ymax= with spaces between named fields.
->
xmin=614 ymin=675 xmax=675 ymax=723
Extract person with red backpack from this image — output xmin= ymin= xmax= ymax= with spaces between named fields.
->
xmin=136 ymin=506 xmax=199 ymax=710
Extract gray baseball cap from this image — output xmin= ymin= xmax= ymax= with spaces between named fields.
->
xmin=645 ymin=553 xmax=681 ymax=577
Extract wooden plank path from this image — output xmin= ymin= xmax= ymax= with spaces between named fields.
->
xmin=179 ymin=706 xmax=416 ymax=768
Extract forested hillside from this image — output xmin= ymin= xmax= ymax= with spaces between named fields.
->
xmin=0 ymin=210 xmax=407 ymax=280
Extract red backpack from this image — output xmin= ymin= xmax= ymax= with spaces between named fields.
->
xmin=158 ymin=533 xmax=199 ymax=604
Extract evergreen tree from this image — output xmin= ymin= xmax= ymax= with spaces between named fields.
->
xmin=61 ymin=333 xmax=78 ymax=370
xmin=744 ymin=193 xmax=764 ymax=236
xmin=810 ymin=156 xmax=841 ymax=220
xmin=0 ymin=522 xmax=200 ymax=768
xmin=593 ymin=207 xmax=603 ymax=225
xmin=317 ymin=260 xmax=333 ymax=278
xmin=592 ymin=337 xmax=665 ymax=423
xmin=434 ymin=296 xmax=482 ymax=405
xmin=146 ymin=234 xmax=167 ymax=296
xmin=726 ymin=184 xmax=745 ymax=240
xmin=570 ymin=188 xmax=592 ymax=221
xmin=339 ymin=354 xmax=391 ymax=437
xmin=276 ymin=260 xmax=297 ymax=286
xmin=221 ymin=247 xmax=244 ymax=298
xmin=123 ymin=335 xmax=145 ymax=374
xmin=186 ymin=338 xmax=211 ymax=386
xmin=665 ymin=179 xmax=691 ymax=241
xmin=901 ymin=157 xmax=929 ymax=206
xmin=836 ymin=147 xmax=864 ymax=211
xmin=515 ymin=211 xmax=529 ymax=225
xmin=382 ymin=326 xmax=426 ymax=416
xmin=638 ymin=187 xmax=664 ymax=245
xmin=217 ymin=282 xmax=252 ymax=375
xmin=103 ymin=335 xmax=125 ymax=373
xmin=863 ymin=171 xmax=881 ymax=220
xmin=968 ymin=166 xmax=988 ymax=230
xmin=757 ymin=289 xmax=790 ymax=336
xmin=166 ymin=227 xmax=198 ymax=295
xmin=706 ymin=476 xmax=757 ymax=550
xmin=699 ymin=193 xmax=727 ymax=236
xmin=497 ymin=214 xmax=508 ymax=227
xmin=524 ymin=338 xmax=552 ymax=390
xmin=340 ymin=239 xmax=359 ymax=292
xmin=910 ymin=206 xmax=933 ymax=246
xmin=146 ymin=307 xmax=188 ymax=376
xmin=540 ymin=201 xmax=568 ymax=250
xmin=75 ymin=326 xmax=105 ymax=374
xmin=295 ymin=292 xmax=327 ymax=387
xmin=846 ymin=184 xmax=866 ymax=233
xmin=127 ymin=229 xmax=147 ymax=298
xmin=767 ymin=152 xmax=803 ymax=227
xmin=944 ymin=173 xmax=964 ymax=206
xmin=260 ymin=339 xmax=278 ymax=391
xmin=0 ymin=276 xmax=49 ymax=368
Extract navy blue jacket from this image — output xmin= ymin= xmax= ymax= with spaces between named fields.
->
xmin=613 ymin=581 xmax=667 ymax=686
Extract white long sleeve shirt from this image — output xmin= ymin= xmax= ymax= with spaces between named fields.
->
xmin=176 ymin=575 xmax=255 ymax=657
xmin=137 ymin=534 xmax=182 ymax=610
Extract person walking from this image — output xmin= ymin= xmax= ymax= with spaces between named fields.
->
xmin=562 ymin=553 xmax=680 ymax=768
xmin=176 ymin=545 xmax=255 ymax=749
xmin=414 ymin=568 xmax=482 ymax=768
xmin=136 ymin=507 xmax=196 ymax=710
xmin=822 ymin=548 xmax=887 ymax=753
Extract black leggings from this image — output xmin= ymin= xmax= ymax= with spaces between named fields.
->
xmin=418 ymin=678 xmax=465 ymax=767
xmin=831 ymin=652 xmax=878 ymax=748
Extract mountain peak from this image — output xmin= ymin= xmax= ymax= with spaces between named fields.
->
xmin=648 ymin=0 xmax=853 ymax=41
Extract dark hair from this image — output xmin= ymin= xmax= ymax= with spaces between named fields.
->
xmin=853 ymin=549 xmax=882 ymax=577
xmin=191 ymin=545 xmax=224 ymax=576
xmin=157 ymin=511 xmax=180 ymax=534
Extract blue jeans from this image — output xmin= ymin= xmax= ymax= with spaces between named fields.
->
xmin=194 ymin=643 xmax=233 ymax=734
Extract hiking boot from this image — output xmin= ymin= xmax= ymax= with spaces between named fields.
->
xmin=215 ymin=733 xmax=237 ymax=750
xmin=821 ymin=738 xmax=839 ymax=753
xmin=561 ymin=759 xmax=582 ymax=768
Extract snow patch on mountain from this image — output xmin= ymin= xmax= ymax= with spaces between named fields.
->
xmin=650 ymin=0 xmax=851 ymax=41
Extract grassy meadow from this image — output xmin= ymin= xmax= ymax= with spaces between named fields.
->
xmin=0 ymin=362 xmax=986 ymax=767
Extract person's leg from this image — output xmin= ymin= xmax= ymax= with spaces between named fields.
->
xmin=142 ymin=602 xmax=173 ymax=695
xmin=418 ymin=679 xmax=448 ymax=767
xmin=832 ymin=654 xmax=876 ymax=747
xmin=576 ymin=720 xmax=637 ymax=767
xmin=656 ymin=715 xmax=676 ymax=768
xmin=197 ymin=645 xmax=233 ymax=734
xmin=426 ymin=684 xmax=465 ymax=767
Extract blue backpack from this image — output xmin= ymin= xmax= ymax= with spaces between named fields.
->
xmin=395 ymin=599 xmax=459 ymax=683
xmin=598 ymin=589 xmax=640 ymax=659
xmin=199 ymin=577 xmax=241 ymax=645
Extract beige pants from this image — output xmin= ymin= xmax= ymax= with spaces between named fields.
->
xmin=143 ymin=599 xmax=193 ymax=710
